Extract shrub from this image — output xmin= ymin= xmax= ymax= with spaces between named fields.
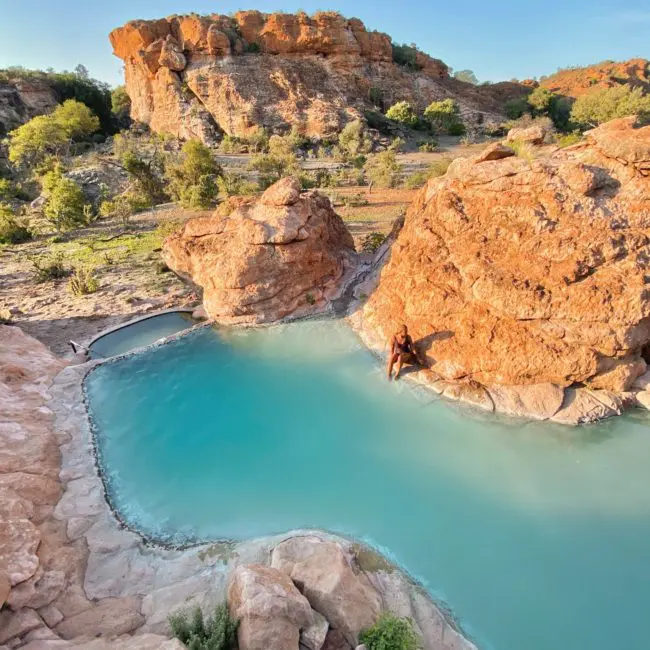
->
xmin=165 ymin=140 xmax=220 ymax=209
xmin=169 ymin=604 xmax=238 ymax=650
xmin=417 ymin=140 xmax=438 ymax=152
xmin=245 ymin=42 xmax=260 ymax=54
xmin=369 ymin=87 xmax=384 ymax=109
xmin=386 ymin=101 xmax=418 ymax=127
xmin=555 ymin=131 xmax=582 ymax=148
xmin=506 ymin=138 xmax=536 ymax=162
xmin=42 ymin=166 xmax=88 ymax=231
xmin=361 ymin=231 xmax=386 ymax=254
xmin=0 ymin=308 xmax=12 ymax=325
xmin=527 ymin=87 xmax=555 ymax=115
xmin=68 ymin=266 xmax=99 ymax=296
xmin=360 ymin=614 xmax=420 ymax=650
xmin=504 ymin=97 xmax=529 ymax=120
xmin=0 ymin=203 xmax=31 ymax=244
xmin=448 ymin=121 xmax=466 ymax=136
xmin=364 ymin=150 xmax=401 ymax=188
xmin=364 ymin=110 xmax=392 ymax=135
xmin=570 ymin=84 xmax=650 ymax=129
xmin=248 ymin=134 xmax=300 ymax=188
xmin=403 ymin=170 xmax=430 ymax=189
xmin=244 ymin=127 xmax=269 ymax=153
xmin=342 ymin=192 xmax=369 ymax=207
xmin=99 ymin=195 xmax=134 ymax=225
xmin=338 ymin=120 xmax=372 ymax=159
xmin=30 ymin=253 xmax=70 ymax=282
xmin=0 ymin=179 xmax=17 ymax=200
xmin=392 ymin=44 xmax=421 ymax=71
xmin=424 ymin=99 xmax=463 ymax=134
xmin=218 ymin=135 xmax=244 ymax=154
xmin=217 ymin=172 xmax=258 ymax=197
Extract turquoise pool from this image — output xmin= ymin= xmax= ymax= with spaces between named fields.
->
xmin=89 ymin=311 xmax=194 ymax=359
xmin=85 ymin=321 xmax=650 ymax=650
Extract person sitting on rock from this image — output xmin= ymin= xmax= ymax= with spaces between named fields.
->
xmin=387 ymin=324 xmax=423 ymax=380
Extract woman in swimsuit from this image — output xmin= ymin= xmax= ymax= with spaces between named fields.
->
xmin=386 ymin=324 xmax=422 ymax=380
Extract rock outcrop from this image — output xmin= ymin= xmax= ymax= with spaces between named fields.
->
xmin=0 ymin=77 xmax=58 ymax=135
xmin=357 ymin=117 xmax=650 ymax=422
xmin=109 ymin=11 xmax=526 ymax=141
xmin=162 ymin=177 xmax=356 ymax=324
xmin=539 ymin=57 xmax=650 ymax=98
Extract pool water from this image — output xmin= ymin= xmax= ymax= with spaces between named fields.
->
xmin=85 ymin=321 xmax=650 ymax=650
xmin=89 ymin=312 xmax=194 ymax=359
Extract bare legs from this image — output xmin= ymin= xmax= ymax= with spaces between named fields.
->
xmin=387 ymin=353 xmax=409 ymax=380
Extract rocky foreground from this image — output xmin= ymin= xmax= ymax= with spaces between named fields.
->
xmin=0 ymin=323 xmax=474 ymax=649
xmin=109 ymin=10 xmax=527 ymax=141
xmin=355 ymin=117 xmax=650 ymax=422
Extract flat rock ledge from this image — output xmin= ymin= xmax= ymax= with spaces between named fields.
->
xmin=0 ymin=325 xmax=477 ymax=650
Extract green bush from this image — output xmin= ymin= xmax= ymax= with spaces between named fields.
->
xmin=169 ymin=604 xmax=238 ymax=650
xmin=555 ymin=131 xmax=582 ymax=148
xmin=448 ymin=122 xmax=466 ymax=136
xmin=68 ymin=266 xmax=99 ymax=296
xmin=504 ymin=97 xmax=529 ymax=120
xmin=245 ymin=42 xmax=261 ymax=54
xmin=0 ymin=203 xmax=31 ymax=244
xmin=338 ymin=120 xmax=372 ymax=159
xmin=218 ymin=135 xmax=244 ymax=154
xmin=570 ymin=84 xmax=650 ymax=129
xmin=369 ymin=87 xmax=384 ymax=109
xmin=506 ymin=138 xmax=536 ymax=162
xmin=166 ymin=140 xmax=220 ymax=209
xmin=392 ymin=44 xmax=421 ymax=71
xmin=417 ymin=140 xmax=438 ymax=152
xmin=364 ymin=150 xmax=401 ymax=188
xmin=424 ymin=99 xmax=463 ymax=134
xmin=111 ymin=86 xmax=131 ymax=127
xmin=30 ymin=253 xmax=70 ymax=283
xmin=527 ymin=87 xmax=555 ymax=115
xmin=342 ymin=192 xmax=369 ymax=207
xmin=217 ymin=172 xmax=258 ymax=197
xmin=453 ymin=69 xmax=479 ymax=84
xmin=99 ymin=195 xmax=134 ymax=226
xmin=360 ymin=613 xmax=420 ymax=650
xmin=403 ymin=170 xmax=430 ymax=189
xmin=248 ymin=134 xmax=300 ymax=188
xmin=364 ymin=110 xmax=392 ymax=135
xmin=42 ymin=166 xmax=88 ymax=231
xmin=386 ymin=101 xmax=419 ymax=127
xmin=361 ymin=231 xmax=386 ymax=254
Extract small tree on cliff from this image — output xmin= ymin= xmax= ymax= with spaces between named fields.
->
xmin=165 ymin=140 xmax=221 ymax=209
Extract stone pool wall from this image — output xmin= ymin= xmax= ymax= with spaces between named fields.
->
xmin=0 ymin=324 xmax=477 ymax=650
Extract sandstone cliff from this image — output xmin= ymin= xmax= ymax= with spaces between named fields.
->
xmin=109 ymin=11 xmax=526 ymax=141
xmin=0 ymin=77 xmax=58 ymax=135
xmin=539 ymin=58 xmax=650 ymax=98
xmin=356 ymin=117 xmax=650 ymax=422
xmin=162 ymin=177 xmax=356 ymax=323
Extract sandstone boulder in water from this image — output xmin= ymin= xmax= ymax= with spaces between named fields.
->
xmin=358 ymin=117 xmax=650 ymax=421
xmin=162 ymin=177 xmax=356 ymax=324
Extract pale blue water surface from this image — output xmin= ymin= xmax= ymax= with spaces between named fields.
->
xmin=85 ymin=320 xmax=650 ymax=650
xmin=89 ymin=311 xmax=194 ymax=359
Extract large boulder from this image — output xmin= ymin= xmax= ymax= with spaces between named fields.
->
xmin=228 ymin=563 xmax=313 ymax=650
xmin=271 ymin=536 xmax=381 ymax=647
xmin=163 ymin=177 xmax=356 ymax=324
xmin=359 ymin=117 xmax=650 ymax=422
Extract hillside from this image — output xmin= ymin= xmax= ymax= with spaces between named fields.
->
xmin=0 ymin=75 xmax=58 ymax=135
xmin=109 ymin=10 xmax=530 ymax=142
xmin=539 ymin=57 xmax=650 ymax=98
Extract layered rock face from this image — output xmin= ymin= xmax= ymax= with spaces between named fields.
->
xmin=163 ymin=177 xmax=356 ymax=324
xmin=0 ymin=77 xmax=58 ymax=135
xmin=109 ymin=11 xmax=521 ymax=140
xmin=358 ymin=117 xmax=650 ymax=422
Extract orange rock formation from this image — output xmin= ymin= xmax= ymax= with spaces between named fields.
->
xmin=357 ymin=117 xmax=650 ymax=422
xmin=109 ymin=11 xmax=525 ymax=141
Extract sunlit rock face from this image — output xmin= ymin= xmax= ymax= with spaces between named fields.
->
xmin=162 ymin=177 xmax=356 ymax=324
xmin=109 ymin=10 xmax=523 ymax=141
xmin=359 ymin=117 xmax=650 ymax=422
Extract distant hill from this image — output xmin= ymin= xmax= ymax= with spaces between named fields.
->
xmin=539 ymin=58 xmax=650 ymax=98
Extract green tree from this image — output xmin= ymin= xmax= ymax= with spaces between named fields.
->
xmin=570 ymin=84 xmax=650 ymax=129
xmin=338 ymin=120 xmax=372 ymax=159
xmin=385 ymin=101 xmax=419 ymax=127
xmin=527 ymin=87 xmax=555 ymax=115
xmin=248 ymin=134 xmax=300 ymax=188
xmin=42 ymin=166 xmax=87 ymax=231
xmin=165 ymin=140 xmax=221 ymax=208
xmin=111 ymin=86 xmax=131 ymax=126
xmin=424 ymin=98 xmax=462 ymax=133
xmin=504 ymin=96 xmax=529 ymax=120
xmin=364 ymin=150 xmax=401 ymax=188
xmin=0 ymin=203 xmax=31 ymax=244
xmin=51 ymin=99 xmax=100 ymax=139
xmin=454 ymin=69 xmax=479 ymax=84
xmin=360 ymin=614 xmax=419 ymax=650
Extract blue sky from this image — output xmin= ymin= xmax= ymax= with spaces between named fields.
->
xmin=0 ymin=0 xmax=648 ymax=87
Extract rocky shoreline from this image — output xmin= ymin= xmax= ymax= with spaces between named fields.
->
xmin=0 ymin=324 xmax=477 ymax=650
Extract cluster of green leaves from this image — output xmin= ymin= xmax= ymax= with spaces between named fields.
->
xmin=8 ymin=100 xmax=100 ymax=169
xmin=386 ymin=101 xmax=419 ymax=127
xmin=41 ymin=164 xmax=89 ymax=231
xmin=68 ymin=265 xmax=99 ymax=295
xmin=165 ymin=140 xmax=221 ymax=209
xmin=453 ymin=69 xmax=479 ymax=84
xmin=361 ymin=231 xmax=386 ymax=254
xmin=216 ymin=172 xmax=258 ymax=197
xmin=29 ymin=252 xmax=70 ymax=283
xmin=392 ymin=44 xmax=422 ymax=71
xmin=169 ymin=604 xmax=238 ymax=650
xmin=0 ymin=203 xmax=31 ymax=244
xmin=424 ymin=99 xmax=464 ymax=134
xmin=248 ymin=131 xmax=302 ymax=188
xmin=364 ymin=150 xmax=402 ymax=188
xmin=360 ymin=613 xmax=420 ymax=650
xmin=570 ymin=84 xmax=650 ymax=129
xmin=111 ymin=86 xmax=131 ymax=128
